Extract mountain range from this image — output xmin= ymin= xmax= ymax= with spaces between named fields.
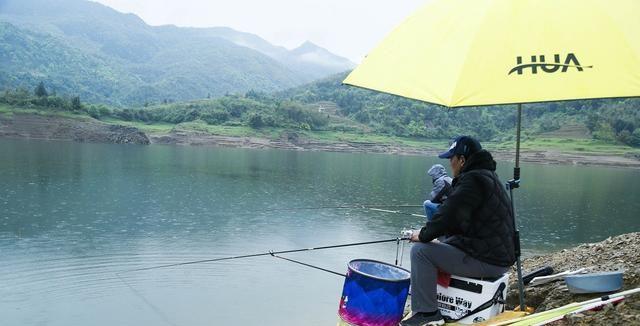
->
xmin=0 ymin=0 xmax=355 ymax=106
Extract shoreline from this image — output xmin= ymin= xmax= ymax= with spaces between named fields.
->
xmin=148 ymin=129 xmax=640 ymax=169
xmin=2 ymin=112 xmax=639 ymax=169
xmin=505 ymin=232 xmax=639 ymax=325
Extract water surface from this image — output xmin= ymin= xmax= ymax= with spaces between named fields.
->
xmin=1 ymin=139 xmax=638 ymax=325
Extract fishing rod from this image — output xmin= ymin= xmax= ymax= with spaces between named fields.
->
xmin=492 ymin=287 xmax=640 ymax=326
xmin=260 ymin=205 xmax=427 ymax=219
xmin=271 ymin=230 xmax=413 ymax=276
xmin=260 ymin=204 xmax=423 ymax=213
xmin=121 ymin=237 xmax=411 ymax=274
xmin=115 ymin=235 xmax=413 ymax=325
xmin=368 ymin=208 xmax=426 ymax=218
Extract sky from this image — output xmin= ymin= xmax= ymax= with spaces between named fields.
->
xmin=92 ymin=0 xmax=427 ymax=62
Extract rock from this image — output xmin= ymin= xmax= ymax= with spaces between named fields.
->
xmin=507 ymin=232 xmax=640 ymax=325
xmin=0 ymin=113 xmax=150 ymax=145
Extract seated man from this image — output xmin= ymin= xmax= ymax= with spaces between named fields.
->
xmin=401 ymin=136 xmax=516 ymax=326
xmin=423 ymin=164 xmax=452 ymax=222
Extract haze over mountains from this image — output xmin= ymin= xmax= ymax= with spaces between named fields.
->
xmin=0 ymin=0 xmax=355 ymax=106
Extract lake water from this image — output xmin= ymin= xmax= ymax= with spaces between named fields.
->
xmin=1 ymin=138 xmax=639 ymax=326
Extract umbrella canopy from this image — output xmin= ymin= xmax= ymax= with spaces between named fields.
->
xmin=344 ymin=0 xmax=640 ymax=108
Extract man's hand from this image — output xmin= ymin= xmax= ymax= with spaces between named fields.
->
xmin=410 ymin=230 xmax=421 ymax=242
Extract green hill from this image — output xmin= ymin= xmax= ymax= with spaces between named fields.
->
xmin=0 ymin=0 xmax=353 ymax=106
xmin=4 ymin=73 xmax=639 ymax=148
xmin=277 ymin=73 xmax=640 ymax=147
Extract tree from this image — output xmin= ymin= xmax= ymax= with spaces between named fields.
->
xmin=71 ymin=96 xmax=82 ymax=111
xmin=34 ymin=82 xmax=48 ymax=97
xmin=630 ymin=129 xmax=640 ymax=147
xmin=87 ymin=105 xmax=101 ymax=119
xmin=248 ymin=113 xmax=264 ymax=128
xmin=98 ymin=105 xmax=111 ymax=117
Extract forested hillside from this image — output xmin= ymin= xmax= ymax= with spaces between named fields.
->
xmin=0 ymin=0 xmax=353 ymax=106
xmin=279 ymin=73 xmax=640 ymax=146
xmin=3 ymin=74 xmax=640 ymax=148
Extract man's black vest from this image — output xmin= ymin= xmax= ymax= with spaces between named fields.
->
xmin=444 ymin=166 xmax=516 ymax=267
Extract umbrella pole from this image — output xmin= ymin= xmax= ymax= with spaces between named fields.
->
xmin=509 ymin=103 xmax=526 ymax=311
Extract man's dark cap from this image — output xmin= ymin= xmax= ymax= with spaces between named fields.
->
xmin=438 ymin=136 xmax=482 ymax=159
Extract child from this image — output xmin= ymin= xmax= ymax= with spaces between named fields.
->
xmin=423 ymin=164 xmax=452 ymax=222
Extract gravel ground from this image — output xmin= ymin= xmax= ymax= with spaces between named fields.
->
xmin=506 ymin=232 xmax=640 ymax=325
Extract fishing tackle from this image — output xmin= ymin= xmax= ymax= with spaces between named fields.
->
xmin=120 ymin=237 xmax=411 ymax=274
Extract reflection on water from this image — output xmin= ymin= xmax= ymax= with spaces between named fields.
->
xmin=1 ymin=139 xmax=639 ymax=325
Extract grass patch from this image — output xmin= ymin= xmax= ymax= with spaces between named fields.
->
xmin=101 ymin=118 xmax=175 ymax=133
xmin=304 ymin=130 xmax=444 ymax=149
xmin=175 ymin=121 xmax=265 ymax=137
xmin=0 ymin=105 xmax=90 ymax=121
xmin=0 ymin=105 xmax=14 ymax=119
xmin=489 ymin=137 xmax=640 ymax=156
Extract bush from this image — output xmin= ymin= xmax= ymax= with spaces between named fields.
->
xmin=114 ymin=109 xmax=133 ymax=121
xmin=248 ymin=113 xmax=265 ymax=128
xmin=98 ymin=105 xmax=111 ymax=117
xmin=628 ymin=129 xmax=640 ymax=147
xmin=202 ymin=110 xmax=230 ymax=125
xmin=87 ymin=105 xmax=101 ymax=119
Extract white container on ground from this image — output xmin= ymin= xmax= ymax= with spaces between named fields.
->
xmin=436 ymin=273 xmax=509 ymax=324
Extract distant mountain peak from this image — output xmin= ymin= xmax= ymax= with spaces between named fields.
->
xmin=292 ymin=41 xmax=330 ymax=54
xmin=294 ymin=41 xmax=321 ymax=50
xmin=288 ymin=41 xmax=355 ymax=72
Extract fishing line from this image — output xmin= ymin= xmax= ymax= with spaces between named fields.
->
xmin=115 ymin=272 xmax=179 ymax=326
xmin=115 ymin=236 xmax=412 ymax=323
xmin=271 ymin=237 xmax=413 ymax=277
xmin=395 ymin=237 xmax=401 ymax=265
xmin=398 ymin=239 xmax=406 ymax=267
xmin=270 ymin=252 xmax=345 ymax=277
xmin=120 ymin=237 xmax=410 ymax=274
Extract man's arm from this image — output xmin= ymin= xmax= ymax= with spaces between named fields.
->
xmin=418 ymin=174 xmax=484 ymax=242
xmin=432 ymin=181 xmax=452 ymax=203
xmin=429 ymin=178 xmax=445 ymax=201
xmin=429 ymin=178 xmax=444 ymax=202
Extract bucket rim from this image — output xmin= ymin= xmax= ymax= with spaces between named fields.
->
xmin=347 ymin=259 xmax=411 ymax=282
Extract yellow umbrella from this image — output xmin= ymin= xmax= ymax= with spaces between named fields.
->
xmin=344 ymin=0 xmax=640 ymax=107
xmin=344 ymin=0 xmax=640 ymax=311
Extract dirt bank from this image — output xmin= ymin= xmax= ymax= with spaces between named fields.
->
xmin=2 ymin=114 xmax=639 ymax=168
xmin=506 ymin=232 xmax=640 ymax=325
xmin=0 ymin=113 xmax=149 ymax=145
xmin=149 ymin=129 xmax=640 ymax=169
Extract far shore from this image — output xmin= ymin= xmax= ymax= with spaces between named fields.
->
xmin=147 ymin=128 xmax=640 ymax=169
xmin=2 ymin=112 xmax=640 ymax=169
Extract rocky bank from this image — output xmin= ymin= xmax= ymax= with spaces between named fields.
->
xmin=506 ymin=232 xmax=640 ymax=325
xmin=0 ymin=113 xmax=149 ymax=145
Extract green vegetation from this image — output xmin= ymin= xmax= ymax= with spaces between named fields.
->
xmin=279 ymin=73 xmax=640 ymax=148
xmin=0 ymin=18 xmax=303 ymax=107
xmin=494 ymin=138 xmax=640 ymax=156
xmin=0 ymin=0 xmax=353 ymax=107
xmin=2 ymin=76 xmax=640 ymax=157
